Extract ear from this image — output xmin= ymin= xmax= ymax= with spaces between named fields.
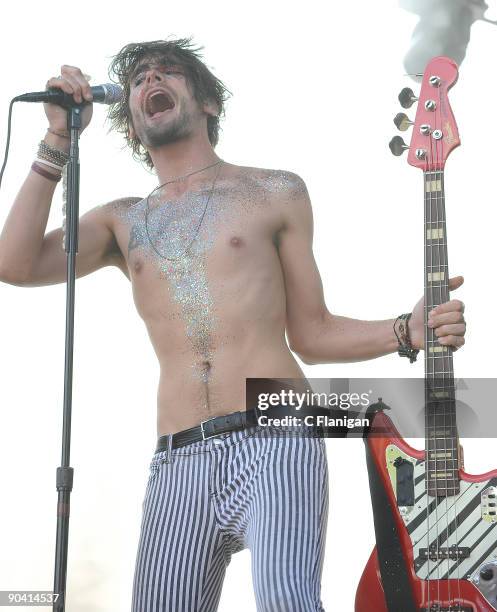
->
xmin=202 ymin=98 xmax=219 ymax=118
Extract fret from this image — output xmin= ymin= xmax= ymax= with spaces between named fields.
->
xmin=428 ymin=485 xmax=461 ymax=495
xmin=424 ymin=283 xmax=449 ymax=289
xmin=425 ymin=371 xmax=455 ymax=376
xmin=426 ymin=417 xmax=457 ymax=423
xmin=426 ymin=419 xmax=457 ymax=425
xmin=425 ymin=382 xmax=455 ymax=387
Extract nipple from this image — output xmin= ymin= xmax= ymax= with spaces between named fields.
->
xmin=230 ymin=236 xmax=243 ymax=247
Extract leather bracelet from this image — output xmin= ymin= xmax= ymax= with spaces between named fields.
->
xmin=47 ymin=127 xmax=70 ymax=140
xmin=35 ymin=157 xmax=64 ymax=172
xmin=394 ymin=313 xmax=419 ymax=363
xmin=31 ymin=161 xmax=61 ymax=182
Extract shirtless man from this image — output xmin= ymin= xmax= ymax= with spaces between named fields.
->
xmin=0 ymin=39 xmax=466 ymax=612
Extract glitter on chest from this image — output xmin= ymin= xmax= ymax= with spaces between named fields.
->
xmin=114 ymin=171 xmax=284 ymax=382
xmin=119 ymin=188 xmax=227 ymax=378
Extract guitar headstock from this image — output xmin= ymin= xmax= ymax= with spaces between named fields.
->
xmin=389 ymin=56 xmax=460 ymax=171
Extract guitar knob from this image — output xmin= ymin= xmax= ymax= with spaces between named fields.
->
xmin=393 ymin=113 xmax=413 ymax=131
xmin=389 ymin=136 xmax=409 ymax=156
xmin=480 ymin=566 xmax=495 ymax=581
xmin=398 ymin=87 xmax=418 ymax=109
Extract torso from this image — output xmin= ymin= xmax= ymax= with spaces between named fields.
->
xmin=109 ymin=163 xmax=305 ymax=435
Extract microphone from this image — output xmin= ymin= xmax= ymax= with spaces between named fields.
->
xmin=14 ymin=83 xmax=122 ymax=106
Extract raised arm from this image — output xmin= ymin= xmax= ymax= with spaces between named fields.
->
xmin=0 ymin=65 xmax=125 ymax=287
xmin=275 ymin=172 xmax=465 ymax=364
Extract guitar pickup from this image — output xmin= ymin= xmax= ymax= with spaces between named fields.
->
xmin=419 ymin=546 xmax=470 ymax=561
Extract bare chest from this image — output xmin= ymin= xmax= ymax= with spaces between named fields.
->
xmin=110 ymin=186 xmax=282 ymax=317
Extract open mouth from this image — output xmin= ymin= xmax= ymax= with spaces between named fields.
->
xmin=145 ymin=90 xmax=175 ymax=118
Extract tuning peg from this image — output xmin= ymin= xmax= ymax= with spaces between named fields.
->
xmin=389 ymin=135 xmax=409 ymax=156
xmin=398 ymin=87 xmax=418 ymax=109
xmin=393 ymin=112 xmax=413 ymax=131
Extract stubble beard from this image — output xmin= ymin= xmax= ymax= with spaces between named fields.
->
xmin=140 ymin=104 xmax=194 ymax=148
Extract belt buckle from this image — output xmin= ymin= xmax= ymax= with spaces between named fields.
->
xmin=200 ymin=416 xmax=218 ymax=441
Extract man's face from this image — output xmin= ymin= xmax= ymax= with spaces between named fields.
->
xmin=127 ymin=57 xmax=209 ymax=148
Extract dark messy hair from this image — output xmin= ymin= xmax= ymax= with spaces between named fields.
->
xmin=107 ymin=38 xmax=231 ymax=170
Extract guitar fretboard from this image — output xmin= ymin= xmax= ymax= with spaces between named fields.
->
xmin=423 ymin=169 xmax=460 ymax=497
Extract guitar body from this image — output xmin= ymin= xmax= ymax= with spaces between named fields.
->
xmin=355 ymin=411 xmax=497 ymax=612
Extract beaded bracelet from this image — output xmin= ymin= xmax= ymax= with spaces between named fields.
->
xmin=38 ymin=140 xmax=69 ymax=167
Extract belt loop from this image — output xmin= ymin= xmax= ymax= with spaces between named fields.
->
xmin=164 ymin=433 xmax=174 ymax=464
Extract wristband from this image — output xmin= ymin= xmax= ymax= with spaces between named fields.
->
xmin=31 ymin=161 xmax=61 ymax=182
xmin=394 ymin=313 xmax=419 ymax=363
xmin=47 ymin=127 xmax=70 ymax=140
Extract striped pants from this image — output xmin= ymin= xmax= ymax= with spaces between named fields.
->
xmin=131 ymin=424 xmax=329 ymax=612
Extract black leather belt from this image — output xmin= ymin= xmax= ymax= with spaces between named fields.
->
xmin=155 ymin=405 xmax=325 ymax=452
xmin=156 ymin=409 xmax=253 ymax=452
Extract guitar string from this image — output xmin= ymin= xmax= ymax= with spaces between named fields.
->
xmin=424 ymin=149 xmax=430 ymax=610
xmin=424 ymin=145 xmax=432 ymax=612
xmin=438 ymin=94 xmax=462 ymax=605
xmin=434 ymin=100 xmax=453 ymax=607
xmin=423 ymin=149 xmax=431 ymax=609
xmin=432 ymin=95 xmax=449 ymax=607
xmin=435 ymin=85 xmax=462 ymax=606
xmin=428 ymin=127 xmax=442 ymax=607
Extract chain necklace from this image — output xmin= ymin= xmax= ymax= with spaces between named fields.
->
xmin=144 ymin=160 xmax=223 ymax=262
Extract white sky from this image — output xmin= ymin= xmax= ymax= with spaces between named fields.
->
xmin=0 ymin=1 xmax=496 ymax=610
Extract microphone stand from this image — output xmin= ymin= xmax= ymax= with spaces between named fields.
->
xmin=52 ymin=103 xmax=83 ymax=611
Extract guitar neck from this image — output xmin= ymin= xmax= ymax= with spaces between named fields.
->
xmin=423 ymin=169 xmax=460 ymax=497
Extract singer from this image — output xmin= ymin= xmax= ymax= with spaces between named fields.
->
xmin=0 ymin=39 xmax=467 ymax=611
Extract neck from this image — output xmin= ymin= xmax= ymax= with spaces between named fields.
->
xmin=423 ymin=168 xmax=460 ymax=497
xmin=148 ymin=131 xmax=221 ymax=188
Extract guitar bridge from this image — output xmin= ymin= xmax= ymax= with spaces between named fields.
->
xmin=419 ymin=546 xmax=470 ymax=562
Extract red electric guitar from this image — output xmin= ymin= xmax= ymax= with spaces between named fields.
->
xmin=355 ymin=56 xmax=497 ymax=612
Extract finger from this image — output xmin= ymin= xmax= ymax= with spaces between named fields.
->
xmin=434 ymin=323 xmax=466 ymax=338
xmin=72 ymin=73 xmax=93 ymax=102
xmin=428 ymin=310 xmax=465 ymax=328
xmin=438 ymin=335 xmax=465 ymax=349
xmin=60 ymin=65 xmax=92 ymax=103
xmin=46 ymin=76 xmax=75 ymax=97
xmin=429 ymin=299 xmax=465 ymax=317
xmin=448 ymin=275 xmax=464 ymax=291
